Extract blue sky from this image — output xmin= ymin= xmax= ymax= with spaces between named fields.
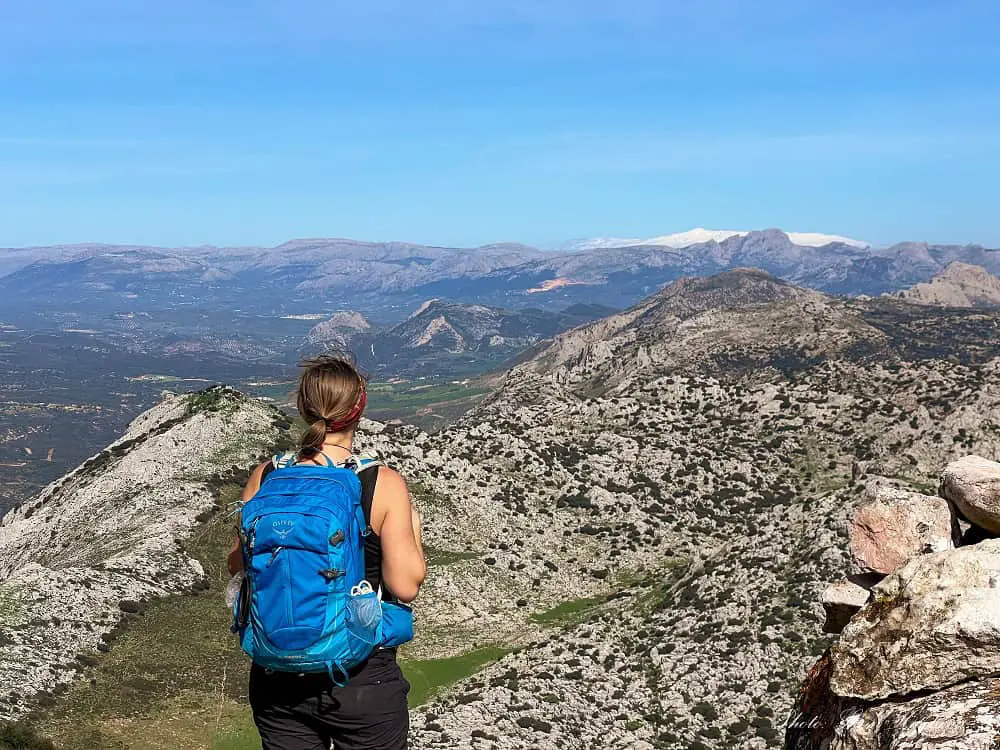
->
xmin=0 ymin=0 xmax=998 ymax=249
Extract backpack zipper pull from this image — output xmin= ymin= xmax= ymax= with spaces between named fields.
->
xmin=267 ymin=546 xmax=283 ymax=567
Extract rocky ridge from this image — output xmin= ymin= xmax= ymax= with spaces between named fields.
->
xmin=306 ymin=311 xmax=373 ymax=348
xmin=0 ymin=387 xmax=290 ymax=719
xmin=894 ymin=262 xmax=1000 ymax=308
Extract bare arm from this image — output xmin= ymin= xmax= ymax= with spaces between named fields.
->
xmin=227 ymin=462 xmax=267 ymax=575
xmin=371 ymin=467 xmax=426 ymax=603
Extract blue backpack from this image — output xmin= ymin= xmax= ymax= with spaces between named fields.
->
xmin=232 ymin=452 xmax=414 ymax=683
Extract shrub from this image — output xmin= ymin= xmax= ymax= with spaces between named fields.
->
xmin=0 ymin=722 xmax=55 ymax=750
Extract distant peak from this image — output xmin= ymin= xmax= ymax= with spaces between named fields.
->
xmin=560 ymin=228 xmax=869 ymax=251
xmin=645 ymin=228 xmax=747 ymax=247
xmin=895 ymin=262 xmax=1000 ymax=308
xmin=409 ymin=299 xmax=443 ymax=319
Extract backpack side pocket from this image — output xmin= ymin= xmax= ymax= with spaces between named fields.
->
xmin=380 ymin=601 xmax=414 ymax=648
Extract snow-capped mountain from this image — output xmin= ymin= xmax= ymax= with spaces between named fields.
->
xmin=562 ymin=227 xmax=870 ymax=252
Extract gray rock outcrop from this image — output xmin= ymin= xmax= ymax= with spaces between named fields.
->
xmin=895 ymin=262 xmax=1000 ymax=309
xmin=791 ymin=456 xmax=1000 ymax=750
xmin=788 ymin=660 xmax=1000 ymax=750
xmin=941 ymin=455 xmax=1000 ymax=534
xmin=821 ymin=580 xmax=871 ymax=635
xmin=832 ymin=539 xmax=1000 ymax=700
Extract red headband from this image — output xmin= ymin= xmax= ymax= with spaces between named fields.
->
xmin=325 ymin=386 xmax=367 ymax=432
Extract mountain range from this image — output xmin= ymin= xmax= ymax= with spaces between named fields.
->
xmin=1 ymin=230 xmax=997 ymax=323
xmin=560 ymin=227 xmax=871 ymax=252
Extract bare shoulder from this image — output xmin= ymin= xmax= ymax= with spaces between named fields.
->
xmin=251 ymin=460 xmax=271 ymax=482
xmin=371 ymin=466 xmax=410 ymax=531
xmin=241 ymin=460 xmax=270 ymax=502
xmin=374 ymin=466 xmax=409 ymax=500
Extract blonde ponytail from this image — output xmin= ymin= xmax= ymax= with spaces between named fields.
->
xmin=295 ymin=352 xmax=368 ymax=459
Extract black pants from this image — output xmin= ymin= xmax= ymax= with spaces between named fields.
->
xmin=249 ymin=652 xmax=410 ymax=750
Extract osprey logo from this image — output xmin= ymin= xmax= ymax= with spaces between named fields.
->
xmin=272 ymin=519 xmax=296 ymax=540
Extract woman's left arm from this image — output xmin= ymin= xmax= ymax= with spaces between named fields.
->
xmin=227 ymin=461 xmax=267 ymax=575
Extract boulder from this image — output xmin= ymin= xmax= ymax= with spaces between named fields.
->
xmin=849 ymin=485 xmax=957 ymax=575
xmin=824 ymin=678 xmax=1000 ymax=749
xmin=941 ymin=455 xmax=1000 ymax=534
xmin=831 ymin=539 xmax=1000 ymax=700
xmin=821 ymin=579 xmax=871 ymax=634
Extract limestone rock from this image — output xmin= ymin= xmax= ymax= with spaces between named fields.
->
xmin=896 ymin=261 xmax=1000 ymax=309
xmin=0 ymin=387 xmax=288 ymax=720
xmin=849 ymin=485 xmax=957 ymax=575
xmin=831 ymin=539 xmax=1000 ymax=700
xmin=827 ymin=678 xmax=1000 ymax=749
xmin=821 ymin=579 xmax=871 ymax=634
xmin=941 ymin=455 xmax=1000 ymax=534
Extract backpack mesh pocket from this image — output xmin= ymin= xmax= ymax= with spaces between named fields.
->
xmin=346 ymin=581 xmax=382 ymax=645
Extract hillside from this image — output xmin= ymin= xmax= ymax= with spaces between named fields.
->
xmin=305 ymin=310 xmax=373 ymax=348
xmin=894 ymin=261 xmax=1000 ymax=308
xmin=384 ymin=271 xmax=1000 ymax=748
xmin=5 ymin=270 xmax=1000 ymax=749
xmin=0 ymin=387 xmax=291 ymax=720
xmin=350 ymin=301 xmax=615 ymax=378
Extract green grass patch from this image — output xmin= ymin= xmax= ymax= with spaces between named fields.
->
xmin=209 ymin=709 xmax=259 ymax=750
xmin=423 ymin=546 xmax=479 ymax=567
xmin=401 ymin=647 xmax=511 ymax=707
xmin=365 ymin=381 xmax=488 ymax=432
xmin=529 ymin=595 xmax=607 ymax=627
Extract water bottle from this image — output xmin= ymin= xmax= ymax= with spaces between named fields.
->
xmin=346 ymin=580 xmax=382 ymax=644
xmin=225 ymin=571 xmax=245 ymax=609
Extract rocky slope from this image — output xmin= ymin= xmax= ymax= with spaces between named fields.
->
xmin=0 ymin=387 xmax=290 ymax=719
xmin=345 ymin=271 xmax=1000 ymax=748
xmin=5 ymin=269 xmax=1000 ymax=749
xmin=348 ymin=300 xmax=614 ymax=378
xmin=305 ymin=310 xmax=373 ymax=348
xmin=390 ymin=355 xmax=1000 ymax=749
xmin=894 ymin=261 xmax=1000 ymax=308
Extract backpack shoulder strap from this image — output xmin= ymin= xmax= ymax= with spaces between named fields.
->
xmin=357 ymin=463 xmax=381 ymax=527
xmin=260 ymin=451 xmax=296 ymax=483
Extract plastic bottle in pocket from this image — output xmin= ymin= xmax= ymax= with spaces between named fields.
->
xmin=225 ymin=571 xmax=245 ymax=609
xmin=346 ymin=580 xmax=382 ymax=644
